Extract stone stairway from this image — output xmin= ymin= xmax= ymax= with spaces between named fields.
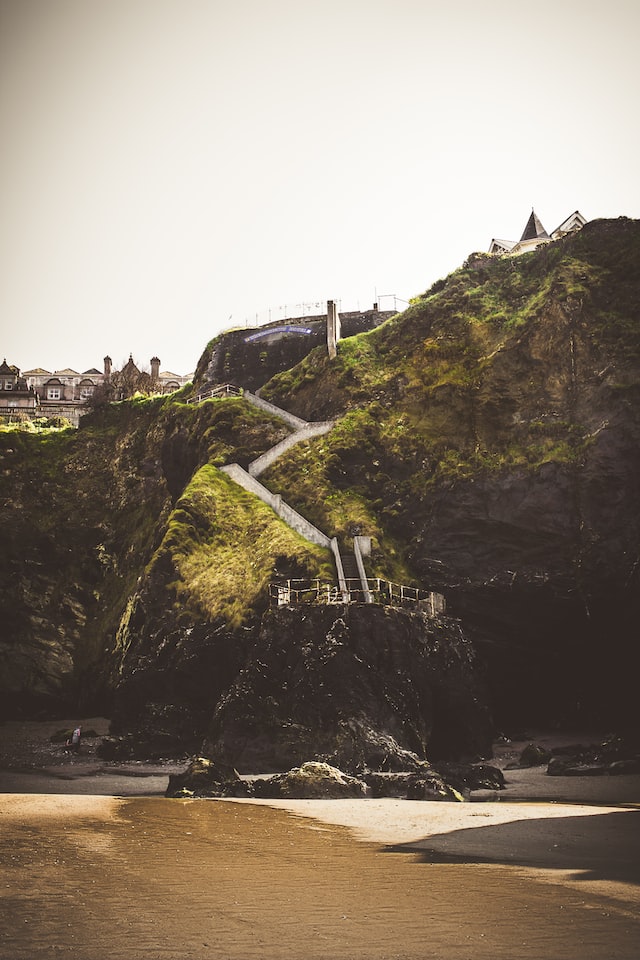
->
xmin=248 ymin=420 xmax=333 ymax=478
xmin=214 ymin=388 xmax=371 ymax=595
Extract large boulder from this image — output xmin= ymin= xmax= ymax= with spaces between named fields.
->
xmin=431 ymin=761 xmax=505 ymax=793
xmin=203 ymin=604 xmax=493 ymax=774
xmin=165 ymin=756 xmax=251 ymax=798
xmin=252 ymin=762 xmax=367 ymax=799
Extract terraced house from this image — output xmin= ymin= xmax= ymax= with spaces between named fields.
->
xmin=1 ymin=355 xmax=192 ymax=426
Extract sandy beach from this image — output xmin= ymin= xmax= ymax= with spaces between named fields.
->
xmin=1 ymin=719 xmax=639 ymax=959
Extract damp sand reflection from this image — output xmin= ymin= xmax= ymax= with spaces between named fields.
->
xmin=1 ymin=796 xmax=639 ymax=960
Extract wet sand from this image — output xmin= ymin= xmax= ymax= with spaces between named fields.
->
xmin=1 ymin=794 xmax=639 ymax=960
xmin=1 ymin=721 xmax=639 ymax=959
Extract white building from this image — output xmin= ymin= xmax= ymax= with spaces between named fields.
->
xmin=489 ymin=210 xmax=587 ymax=256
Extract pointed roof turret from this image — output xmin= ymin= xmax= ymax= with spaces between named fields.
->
xmin=520 ymin=209 xmax=549 ymax=242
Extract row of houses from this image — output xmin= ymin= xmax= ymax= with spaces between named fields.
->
xmin=0 ymin=355 xmax=193 ymax=425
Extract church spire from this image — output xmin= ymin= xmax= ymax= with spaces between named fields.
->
xmin=520 ymin=209 xmax=550 ymax=242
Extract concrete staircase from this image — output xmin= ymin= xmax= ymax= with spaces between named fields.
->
xmin=248 ymin=420 xmax=333 ymax=478
xmin=216 ymin=389 xmax=371 ymax=596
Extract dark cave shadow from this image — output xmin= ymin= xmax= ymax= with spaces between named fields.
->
xmin=383 ymin=809 xmax=640 ymax=886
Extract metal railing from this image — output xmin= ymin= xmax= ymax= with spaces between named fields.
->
xmin=187 ymin=383 xmax=242 ymax=404
xmin=270 ymin=578 xmax=445 ymax=614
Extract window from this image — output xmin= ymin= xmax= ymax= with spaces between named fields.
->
xmin=47 ymin=388 xmax=61 ymax=400
xmin=80 ymin=386 xmax=94 ymax=400
xmin=4 ymin=381 xmax=12 ymax=390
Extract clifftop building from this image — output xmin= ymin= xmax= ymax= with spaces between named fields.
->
xmin=489 ymin=209 xmax=587 ymax=256
xmin=1 ymin=355 xmax=192 ymax=425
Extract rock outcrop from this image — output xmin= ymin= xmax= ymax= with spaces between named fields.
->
xmin=165 ymin=756 xmax=251 ymax=798
xmin=252 ymin=761 xmax=367 ymax=799
xmin=202 ymin=604 xmax=492 ymax=773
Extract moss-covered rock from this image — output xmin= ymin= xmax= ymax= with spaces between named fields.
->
xmin=165 ymin=756 xmax=251 ymax=798
xmin=252 ymin=761 xmax=367 ymax=799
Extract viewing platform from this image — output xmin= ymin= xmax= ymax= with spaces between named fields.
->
xmin=270 ymin=578 xmax=446 ymax=615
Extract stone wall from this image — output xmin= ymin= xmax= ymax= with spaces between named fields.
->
xmin=202 ymin=309 xmax=394 ymax=393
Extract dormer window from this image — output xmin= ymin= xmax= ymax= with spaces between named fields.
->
xmin=47 ymin=387 xmax=61 ymax=400
xmin=4 ymin=381 xmax=12 ymax=390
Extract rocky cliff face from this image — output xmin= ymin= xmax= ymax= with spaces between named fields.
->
xmin=0 ymin=396 xmax=306 ymax=718
xmin=1 ymin=218 xmax=638 ymax=756
xmin=202 ymin=604 xmax=492 ymax=772
xmin=259 ymin=219 xmax=640 ymax=728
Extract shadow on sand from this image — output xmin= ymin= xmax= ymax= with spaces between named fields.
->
xmin=385 ymin=809 xmax=640 ymax=886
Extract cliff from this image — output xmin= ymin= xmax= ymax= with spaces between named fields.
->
xmin=259 ymin=218 xmax=640 ymax=728
xmin=1 ymin=217 xmax=638 ymax=763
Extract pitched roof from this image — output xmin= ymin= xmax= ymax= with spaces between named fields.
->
xmin=552 ymin=210 xmax=587 ymax=236
xmin=22 ymin=367 xmax=52 ymax=376
xmin=82 ymin=367 xmax=102 ymax=375
xmin=489 ymin=238 xmax=517 ymax=254
xmin=0 ymin=359 xmax=16 ymax=375
xmin=121 ymin=355 xmax=140 ymax=373
xmin=520 ymin=210 xmax=549 ymax=242
xmin=53 ymin=368 xmax=81 ymax=377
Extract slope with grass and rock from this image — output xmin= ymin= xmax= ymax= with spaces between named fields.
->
xmin=1 ymin=217 xmax=638 ymax=771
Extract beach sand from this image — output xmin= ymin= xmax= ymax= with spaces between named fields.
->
xmin=1 ymin=720 xmax=639 ymax=959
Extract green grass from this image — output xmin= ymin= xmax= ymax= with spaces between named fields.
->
xmin=151 ymin=465 xmax=332 ymax=628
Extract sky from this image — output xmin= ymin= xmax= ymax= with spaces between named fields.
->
xmin=1 ymin=0 xmax=639 ymax=377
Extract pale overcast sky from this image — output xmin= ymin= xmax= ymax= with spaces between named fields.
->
xmin=1 ymin=0 xmax=638 ymax=376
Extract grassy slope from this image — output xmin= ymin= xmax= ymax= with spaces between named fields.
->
xmin=258 ymin=219 xmax=640 ymax=583
xmin=145 ymin=464 xmax=332 ymax=631
xmin=0 ymin=393 xmax=333 ymax=705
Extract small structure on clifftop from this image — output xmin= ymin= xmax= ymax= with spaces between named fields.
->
xmin=489 ymin=209 xmax=586 ymax=256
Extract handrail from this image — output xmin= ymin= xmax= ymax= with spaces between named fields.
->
xmin=187 ymin=384 xmax=242 ymax=404
xmin=270 ymin=578 xmax=445 ymax=614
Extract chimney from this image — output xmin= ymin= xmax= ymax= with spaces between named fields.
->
xmin=150 ymin=356 xmax=160 ymax=380
xmin=104 ymin=356 xmax=112 ymax=379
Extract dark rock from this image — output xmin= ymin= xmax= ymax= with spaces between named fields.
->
xmin=252 ymin=762 xmax=367 ymax=799
xmin=432 ymin=761 xmax=505 ymax=793
xmin=165 ymin=756 xmax=251 ymax=798
xmin=107 ymin=623 xmax=248 ymax=759
xmin=203 ymin=604 xmax=493 ymax=774
xmin=609 ymin=758 xmax=640 ymax=775
xmin=365 ymin=765 xmax=471 ymax=801
xmin=595 ymin=734 xmax=640 ymax=763
xmin=365 ymin=770 xmax=428 ymax=798
xmin=406 ymin=775 xmax=463 ymax=802
xmin=518 ymin=743 xmax=552 ymax=767
xmin=546 ymin=734 xmax=640 ymax=776
xmin=547 ymin=756 xmax=609 ymax=777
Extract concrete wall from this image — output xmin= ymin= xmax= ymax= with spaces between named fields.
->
xmin=219 ymin=463 xmax=331 ymax=549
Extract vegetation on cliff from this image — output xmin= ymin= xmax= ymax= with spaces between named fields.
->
xmin=0 ymin=394 xmax=327 ymax=716
xmin=1 ymin=217 xmax=638 ymax=746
